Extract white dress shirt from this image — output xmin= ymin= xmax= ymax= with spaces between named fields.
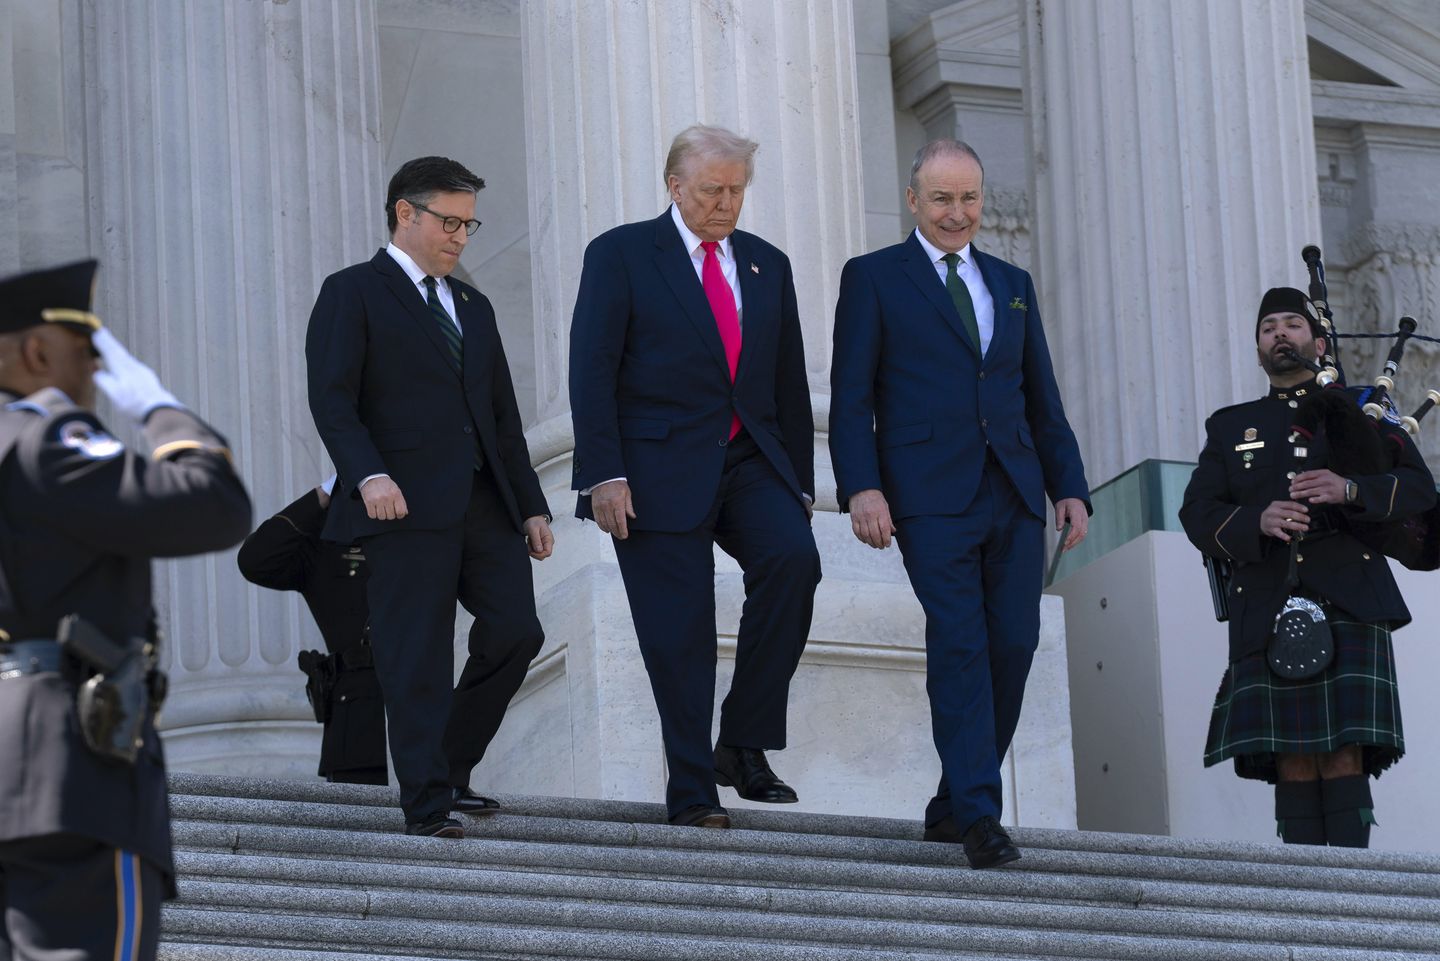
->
xmin=386 ymin=242 xmax=461 ymax=332
xmin=670 ymin=203 xmax=744 ymax=328
xmin=912 ymin=229 xmax=995 ymax=356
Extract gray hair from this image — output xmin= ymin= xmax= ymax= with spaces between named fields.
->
xmin=908 ymin=140 xmax=985 ymax=192
xmin=663 ymin=124 xmax=759 ymax=186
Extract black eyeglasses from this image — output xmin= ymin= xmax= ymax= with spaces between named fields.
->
xmin=409 ymin=201 xmax=482 ymax=236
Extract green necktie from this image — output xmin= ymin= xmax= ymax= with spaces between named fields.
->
xmin=422 ymin=276 xmax=464 ymax=374
xmin=942 ymin=253 xmax=982 ymax=354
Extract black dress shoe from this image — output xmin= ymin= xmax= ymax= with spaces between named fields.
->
xmin=713 ymin=745 xmax=798 ymax=803
xmin=960 ymin=815 xmax=1021 ymax=869
xmin=668 ymin=804 xmax=731 ymax=828
xmin=405 ymin=814 xmax=465 ymax=839
xmin=451 ymin=787 xmax=501 ymax=816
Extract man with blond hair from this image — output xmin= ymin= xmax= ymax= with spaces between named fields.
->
xmin=569 ymin=124 xmax=820 ymax=828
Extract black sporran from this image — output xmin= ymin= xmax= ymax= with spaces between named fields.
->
xmin=1267 ymin=595 xmax=1335 ymax=680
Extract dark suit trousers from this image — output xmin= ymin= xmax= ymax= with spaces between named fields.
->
xmin=895 ymin=458 xmax=1043 ymax=832
xmin=0 ymin=835 xmax=164 ymax=961
xmin=612 ymin=434 xmax=821 ymax=816
xmin=362 ymin=469 xmax=544 ymax=824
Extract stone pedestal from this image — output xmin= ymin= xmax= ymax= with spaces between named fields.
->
xmin=1021 ymin=0 xmax=1322 ymax=484
xmin=80 ymin=0 xmax=385 ymax=773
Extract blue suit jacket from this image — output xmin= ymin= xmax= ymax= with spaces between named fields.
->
xmin=305 ymin=250 xmax=548 ymax=541
xmin=830 ymin=234 xmax=1089 ymax=521
xmin=569 ymin=209 xmax=814 ymax=532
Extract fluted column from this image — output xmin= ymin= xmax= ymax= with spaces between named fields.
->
xmin=522 ymin=0 xmax=864 ymax=432
xmin=81 ymin=0 xmax=384 ymax=773
xmin=1022 ymin=0 xmax=1322 ymax=485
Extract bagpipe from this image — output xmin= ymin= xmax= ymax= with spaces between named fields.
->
xmin=1205 ymin=244 xmax=1440 ymax=622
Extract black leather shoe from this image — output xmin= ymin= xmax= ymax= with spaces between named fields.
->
xmin=960 ymin=815 xmax=1021 ymax=869
xmin=451 ymin=787 xmax=501 ymax=816
xmin=668 ymin=804 xmax=731 ymax=828
xmin=714 ymin=745 xmax=798 ymax=803
xmin=405 ymin=814 xmax=464 ymax=839
xmin=922 ymin=816 xmax=962 ymax=844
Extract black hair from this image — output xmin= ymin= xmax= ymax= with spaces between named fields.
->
xmin=385 ymin=156 xmax=485 ymax=233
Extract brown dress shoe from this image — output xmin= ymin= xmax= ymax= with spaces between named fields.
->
xmin=405 ymin=814 xmax=465 ymax=839
xmin=668 ymin=804 xmax=732 ymax=828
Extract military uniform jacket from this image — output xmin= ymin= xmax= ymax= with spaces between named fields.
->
xmin=0 ymin=388 xmax=251 ymax=887
xmin=1179 ymin=381 xmax=1436 ymax=662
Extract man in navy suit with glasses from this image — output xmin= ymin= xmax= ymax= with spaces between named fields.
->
xmin=307 ymin=156 xmax=554 ymax=839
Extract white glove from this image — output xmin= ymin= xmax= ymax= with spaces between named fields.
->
xmin=92 ymin=327 xmax=184 ymax=422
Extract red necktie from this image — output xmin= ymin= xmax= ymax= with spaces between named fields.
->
xmin=700 ymin=240 xmax=742 ymax=439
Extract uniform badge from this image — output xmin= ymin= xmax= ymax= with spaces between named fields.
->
xmin=57 ymin=419 xmax=123 ymax=460
xmin=1244 ymin=428 xmax=1257 ymax=441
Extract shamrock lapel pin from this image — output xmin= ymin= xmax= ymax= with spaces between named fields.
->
xmin=1008 ymin=296 xmax=1027 ymax=311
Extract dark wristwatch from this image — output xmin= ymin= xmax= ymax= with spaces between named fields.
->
xmin=1344 ymin=479 xmax=1358 ymax=505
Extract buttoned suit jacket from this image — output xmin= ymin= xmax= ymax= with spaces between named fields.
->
xmin=569 ymin=210 xmax=814 ymax=531
xmin=306 ymin=249 xmax=548 ymax=541
xmin=829 ymin=234 xmax=1089 ymax=521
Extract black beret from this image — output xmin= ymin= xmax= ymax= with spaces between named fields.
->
xmin=1255 ymin=286 xmax=1321 ymax=340
xmin=0 ymin=259 xmax=101 ymax=336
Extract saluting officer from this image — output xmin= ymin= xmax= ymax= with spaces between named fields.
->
xmin=237 ymin=478 xmax=388 ymax=786
xmin=1180 ymin=287 xmax=1435 ymax=848
xmin=0 ymin=260 xmax=251 ymax=960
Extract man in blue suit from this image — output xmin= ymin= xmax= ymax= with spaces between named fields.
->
xmin=570 ymin=125 xmax=821 ymax=829
xmin=307 ymin=157 xmax=554 ymax=839
xmin=830 ymin=140 xmax=1090 ymax=868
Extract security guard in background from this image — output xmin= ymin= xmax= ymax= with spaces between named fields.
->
xmin=237 ymin=479 xmax=388 ymax=785
xmin=1180 ymin=287 xmax=1435 ymax=848
xmin=0 ymin=260 xmax=251 ymax=959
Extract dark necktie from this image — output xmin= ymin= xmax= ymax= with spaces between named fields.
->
xmin=422 ymin=276 xmax=483 ymax=470
xmin=942 ymin=253 xmax=982 ymax=355
xmin=422 ymin=276 xmax=463 ymax=374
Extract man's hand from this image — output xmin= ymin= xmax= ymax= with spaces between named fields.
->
xmin=591 ymin=480 xmax=635 ymax=540
xmin=1291 ymin=468 xmax=1348 ymax=506
xmin=524 ymin=516 xmax=555 ymax=559
xmin=1260 ymin=499 xmax=1310 ymax=542
xmin=360 ymin=475 xmax=408 ymax=521
xmin=848 ymin=488 xmax=895 ymax=549
xmin=1055 ymin=498 xmax=1089 ymax=552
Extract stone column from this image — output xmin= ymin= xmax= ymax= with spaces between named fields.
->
xmin=80 ymin=0 xmax=384 ymax=773
xmin=1021 ymin=0 xmax=1322 ymax=485
xmin=522 ymin=0 xmax=864 ymax=433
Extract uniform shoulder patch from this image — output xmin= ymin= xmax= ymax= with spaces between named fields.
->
xmin=54 ymin=416 xmax=125 ymax=461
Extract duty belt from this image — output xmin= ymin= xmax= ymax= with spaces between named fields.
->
xmin=0 ymin=639 xmax=63 ymax=679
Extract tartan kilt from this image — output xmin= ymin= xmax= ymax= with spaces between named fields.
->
xmin=1203 ymin=619 xmax=1404 ymax=782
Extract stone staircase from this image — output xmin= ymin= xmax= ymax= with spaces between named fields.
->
xmin=160 ymin=774 xmax=1440 ymax=961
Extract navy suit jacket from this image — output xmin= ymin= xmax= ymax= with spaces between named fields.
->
xmin=830 ymin=234 xmax=1089 ymax=521
xmin=569 ymin=209 xmax=814 ymax=532
xmin=305 ymin=249 xmax=548 ymax=541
